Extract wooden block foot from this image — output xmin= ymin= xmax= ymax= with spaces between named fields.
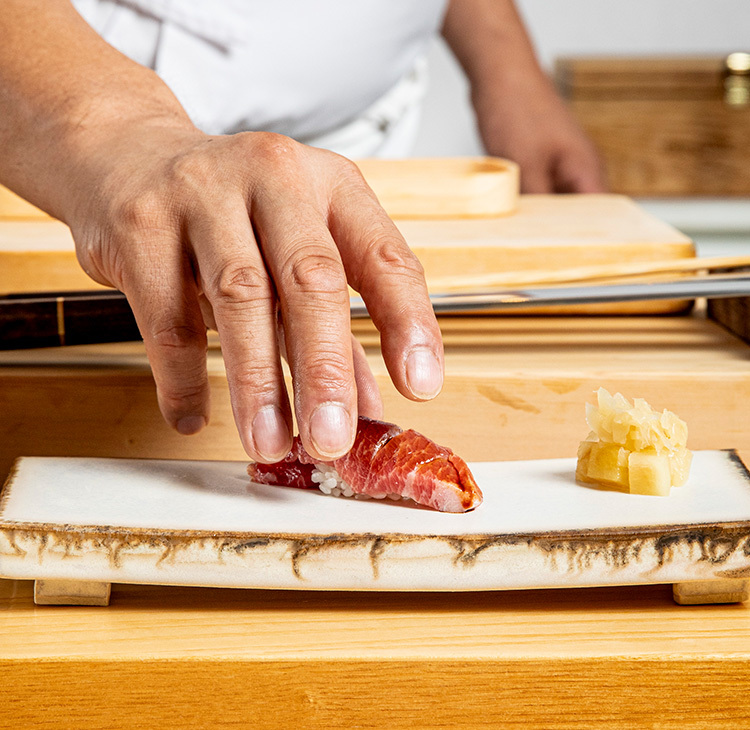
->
xmin=34 ymin=579 xmax=111 ymax=606
xmin=673 ymin=579 xmax=749 ymax=605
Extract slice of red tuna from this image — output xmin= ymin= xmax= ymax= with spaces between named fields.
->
xmin=247 ymin=416 xmax=482 ymax=513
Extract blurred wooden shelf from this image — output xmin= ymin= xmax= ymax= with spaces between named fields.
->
xmin=557 ymin=56 xmax=750 ymax=197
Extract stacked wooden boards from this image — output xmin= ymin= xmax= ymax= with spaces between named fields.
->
xmin=2 ymin=577 xmax=750 ymax=730
xmin=0 ymin=193 xmax=694 ymax=308
xmin=2 ymin=312 xmax=750 ymax=481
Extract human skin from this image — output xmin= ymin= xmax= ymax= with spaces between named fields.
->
xmin=0 ymin=0 xmax=444 ymax=464
xmin=443 ymin=0 xmax=607 ymax=193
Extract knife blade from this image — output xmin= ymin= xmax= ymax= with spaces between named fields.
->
xmin=351 ymin=274 xmax=750 ymax=317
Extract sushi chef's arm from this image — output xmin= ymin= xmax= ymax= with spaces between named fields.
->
xmin=442 ymin=0 xmax=606 ymax=193
xmin=0 ymin=0 xmax=444 ymax=463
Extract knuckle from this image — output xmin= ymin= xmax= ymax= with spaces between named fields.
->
xmin=250 ymin=132 xmax=302 ymax=166
xmin=281 ymin=249 xmax=346 ymax=293
xmin=332 ymin=158 xmax=370 ymax=193
xmin=209 ymin=262 xmax=273 ymax=306
xmin=302 ymin=352 xmax=353 ymax=393
xmin=158 ymin=381 xmax=209 ymax=411
xmin=115 ymin=190 xmax=166 ymax=233
xmin=333 ymin=154 xmax=365 ymax=180
xmin=149 ymin=321 xmax=207 ymax=353
xmin=168 ymin=150 xmax=215 ymax=193
xmin=230 ymin=361 xmax=281 ymax=398
xmin=365 ymin=236 xmax=425 ymax=279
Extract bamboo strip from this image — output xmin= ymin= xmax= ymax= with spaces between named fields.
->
xmin=427 ymin=254 xmax=750 ymax=292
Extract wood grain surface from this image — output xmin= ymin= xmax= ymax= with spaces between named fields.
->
xmin=556 ymin=56 xmax=727 ymax=98
xmin=355 ymin=156 xmax=519 ymax=219
xmin=1 ymin=312 xmax=748 ymax=480
xmin=0 ymin=195 xmax=694 ymax=310
xmin=2 ymin=579 xmax=750 ymax=729
xmin=710 ymin=295 xmax=750 ymax=345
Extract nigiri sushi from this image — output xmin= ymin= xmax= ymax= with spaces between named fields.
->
xmin=247 ymin=416 xmax=482 ymax=513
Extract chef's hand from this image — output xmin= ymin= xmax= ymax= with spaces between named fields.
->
xmin=442 ymin=0 xmax=607 ymax=193
xmin=68 ymin=125 xmax=443 ymax=463
xmin=1 ymin=0 xmax=443 ymax=465
xmin=472 ymin=72 xmax=607 ymax=193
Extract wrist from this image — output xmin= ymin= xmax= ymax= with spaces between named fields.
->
xmin=57 ymin=106 xmax=201 ymax=226
xmin=469 ymin=52 xmax=550 ymax=113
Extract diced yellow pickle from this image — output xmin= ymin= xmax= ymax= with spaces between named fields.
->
xmin=628 ymin=452 xmax=671 ymax=496
xmin=668 ymin=449 xmax=693 ymax=487
xmin=576 ymin=388 xmax=692 ymax=496
xmin=576 ymin=440 xmax=593 ymax=483
xmin=586 ymin=442 xmax=629 ymax=488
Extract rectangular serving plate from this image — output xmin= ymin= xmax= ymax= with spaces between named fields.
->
xmin=1 ymin=451 xmax=749 ymax=592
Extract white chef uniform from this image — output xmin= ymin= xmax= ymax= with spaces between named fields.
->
xmin=71 ymin=0 xmax=448 ymax=158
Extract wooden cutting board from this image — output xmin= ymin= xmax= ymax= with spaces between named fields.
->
xmin=395 ymin=194 xmax=693 ymax=279
xmin=0 ymin=193 xmax=694 ymax=313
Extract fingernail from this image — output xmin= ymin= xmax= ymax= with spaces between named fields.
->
xmin=310 ymin=402 xmax=352 ymax=458
xmin=252 ymin=405 xmax=290 ymax=461
xmin=176 ymin=415 xmax=206 ymax=435
xmin=405 ymin=348 xmax=443 ymax=399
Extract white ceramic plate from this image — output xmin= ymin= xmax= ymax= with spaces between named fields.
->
xmin=1 ymin=451 xmax=749 ymax=592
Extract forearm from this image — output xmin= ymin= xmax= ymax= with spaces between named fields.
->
xmin=441 ymin=0 xmax=546 ymax=104
xmin=0 ymin=0 xmax=193 ymax=222
xmin=441 ymin=0 xmax=605 ymax=193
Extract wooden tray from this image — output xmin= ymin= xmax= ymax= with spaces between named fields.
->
xmin=0 ymin=157 xmax=519 ymax=222
xmin=355 ymin=156 xmax=518 ymax=218
xmin=2 ymin=451 xmax=749 ymax=606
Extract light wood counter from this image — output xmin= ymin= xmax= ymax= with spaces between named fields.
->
xmin=2 ymin=577 xmax=750 ymax=729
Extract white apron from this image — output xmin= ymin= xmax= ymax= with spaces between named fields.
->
xmin=72 ymin=0 xmax=446 ymax=157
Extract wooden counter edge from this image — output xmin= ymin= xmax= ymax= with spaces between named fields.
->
xmin=2 ymin=656 xmax=749 ymax=729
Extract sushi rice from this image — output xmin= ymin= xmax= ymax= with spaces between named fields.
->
xmin=311 ymin=463 xmax=404 ymax=501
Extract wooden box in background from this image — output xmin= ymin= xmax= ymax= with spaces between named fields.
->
xmin=556 ymin=55 xmax=750 ymax=197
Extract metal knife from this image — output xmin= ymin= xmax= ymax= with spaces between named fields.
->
xmin=351 ymin=274 xmax=750 ymax=316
